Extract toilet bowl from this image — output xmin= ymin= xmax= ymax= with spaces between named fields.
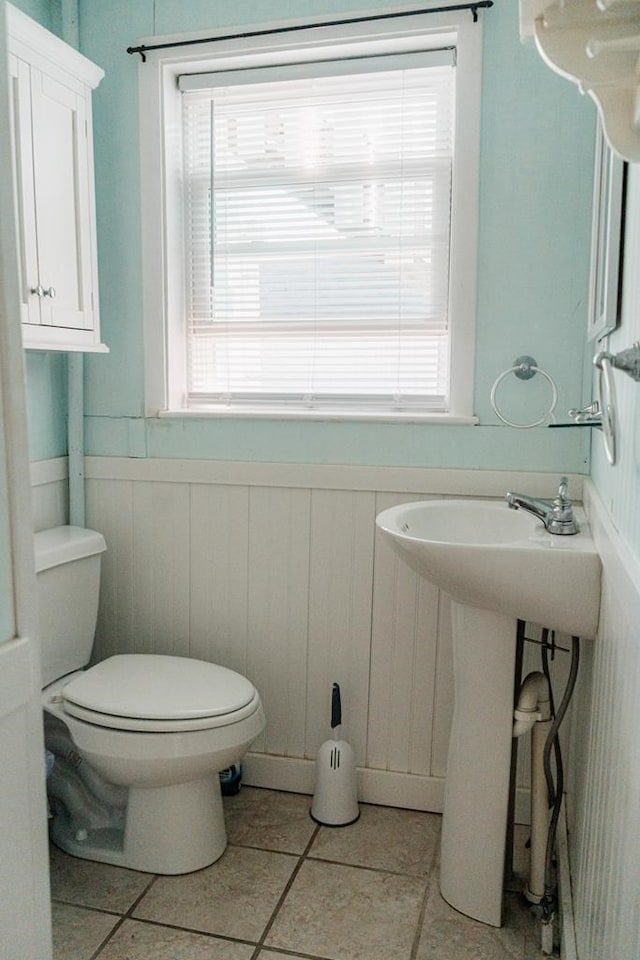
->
xmin=37 ymin=527 xmax=266 ymax=875
xmin=44 ymin=655 xmax=265 ymax=874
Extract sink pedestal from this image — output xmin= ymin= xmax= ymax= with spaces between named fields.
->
xmin=375 ymin=497 xmax=601 ymax=928
xmin=440 ymin=602 xmax=517 ymax=928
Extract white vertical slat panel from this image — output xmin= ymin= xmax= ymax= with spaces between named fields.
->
xmin=189 ymin=483 xmax=249 ymax=674
xmin=565 ymin=622 xmax=594 ymax=839
xmin=616 ymin=619 xmax=640 ymax=960
xmin=368 ymin=491 xmax=439 ymax=776
xmin=572 ymin=573 xmax=640 ymax=960
xmin=86 ymin=478 xmax=135 ymax=662
xmin=589 ymin=598 xmax=617 ymax=960
xmin=601 ymin=591 xmax=637 ymax=960
xmin=574 ymin=615 xmax=605 ymax=959
xmin=579 ymin=584 xmax=616 ymax=960
xmin=306 ymin=489 xmax=375 ymax=764
xmin=595 ymin=596 xmax=619 ymax=960
xmin=246 ymin=486 xmax=311 ymax=758
xmin=430 ymin=592 xmax=453 ymax=778
xmin=576 ymin=175 xmax=640 ymax=958
xmin=130 ymin=481 xmax=190 ymax=657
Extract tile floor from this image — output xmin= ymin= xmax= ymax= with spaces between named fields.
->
xmin=50 ymin=787 xmax=552 ymax=960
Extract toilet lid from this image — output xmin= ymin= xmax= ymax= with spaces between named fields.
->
xmin=62 ymin=655 xmax=256 ymax=721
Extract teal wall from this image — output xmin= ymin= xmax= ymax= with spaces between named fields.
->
xmin=38 ymin=0 xmax=599 ymax=469
xmin=8 ymin=0 xmax=53 ymax=30
xmin=24 ymin=352 xmax=67 ymax=461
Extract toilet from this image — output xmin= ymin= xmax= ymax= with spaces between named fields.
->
xmin=37 ymin=525 xmax=265 ymax=875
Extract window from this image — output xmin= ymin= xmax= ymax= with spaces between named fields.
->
xmin=140 ymin=10 xmax=481 ymax=420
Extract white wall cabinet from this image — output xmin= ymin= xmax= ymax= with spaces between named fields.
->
xmin=7 ymin=4 xmax=107 ymax=353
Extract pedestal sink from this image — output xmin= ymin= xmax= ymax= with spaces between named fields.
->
xmin=376 ymin=499 xmax=601 ymax=927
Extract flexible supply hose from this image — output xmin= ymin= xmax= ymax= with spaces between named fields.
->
xmin=541 ymin=630 xmax=563 ymax=805
xmin=542 ymin=635 xmax=580 ymax=895
xmin=542 ymin=629 xmax=564 ymax=807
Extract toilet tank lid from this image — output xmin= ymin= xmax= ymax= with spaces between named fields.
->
xmin=35 ymin=526 xmax=107 ymax=573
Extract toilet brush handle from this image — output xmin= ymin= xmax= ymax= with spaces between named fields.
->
xmin=331 ymin=683 xmax=342 ymax=730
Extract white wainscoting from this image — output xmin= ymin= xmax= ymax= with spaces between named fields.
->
xmin=83 ymin=457 xmax=580 ymax=816
xmin=569 ymin=482 xmax=640 ymax=960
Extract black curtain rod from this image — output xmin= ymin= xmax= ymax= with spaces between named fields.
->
xmin=127 ymin=2 xmax=493 ymax=62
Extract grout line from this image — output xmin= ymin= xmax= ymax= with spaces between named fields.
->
xmin=249 ymin=823 xmax=322 ymax=960
xmin=88 ymin=917 xmax=126 ymax=960
xmin=124 ymin=873 xmax=160 ymax=916
xmin=227 ymin=840 xmax=307 ymax=860
xmin=96 ymin=911 xmax=262 ymax=948
xmin=90 ymin=873 xmax=158 ymax=959
xmin=229 ymin=833 xmax=440 ymax=881
xmin=256 ymin=945 xmax=340 ymax=960
xmin=304 ymin=851 xmax=433 ymax=879
xmin=409 ymin=832 xmax=442 ymax=960
xmin=409 ymin=875 xmax=435 ymax=960
xmin=50 ymin=898 xmax=123 ymax=918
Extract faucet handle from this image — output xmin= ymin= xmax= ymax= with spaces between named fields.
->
xmin=549 ymin=477 xmax=579 ymax=534
xmin=556 ymin=476 xmax=570 ymax=503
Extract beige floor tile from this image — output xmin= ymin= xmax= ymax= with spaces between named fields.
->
xmin=133 ymin=846 xmax=296 ymax=941
xmin=416 ymin=885 xmax=527 ymax=960
xmin=524 ymin=931 xmax=556 ymax=959
xmin=257 ymin=952 xmax=319 ymax=960
xmin=309 ymin=803 xmax=441 ymax=876
xmin=51 ymin=902 xmax=119 ymax=960
xmin=49 ymin=845 xmax=152 ymax=913
xmin=95 ymin=918 xmax=255 ymax=959
xmin=265 ymin=859 xmax=427 ymax=960
xmin=224 ymin=787 xmax=316 ymax=853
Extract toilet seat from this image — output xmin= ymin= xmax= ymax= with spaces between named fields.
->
xmin=60 ymin=654 xmax=261 ymax=733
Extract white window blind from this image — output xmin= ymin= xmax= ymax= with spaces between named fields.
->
xmin=181 ymin=51 xmax=455 ymax=413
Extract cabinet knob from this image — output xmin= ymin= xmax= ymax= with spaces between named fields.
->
xmin=43 ymin=287 xmax=56 ymax=299
xmin=30 ymin=285 xmax=44 ymax=297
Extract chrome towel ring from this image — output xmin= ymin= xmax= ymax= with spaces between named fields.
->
xmin=594 ymin=351 xmax=618 ymax=465
xmin=490 ymin=356 xmax=558 ymax=429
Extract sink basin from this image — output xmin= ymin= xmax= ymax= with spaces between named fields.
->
xmin=375 ymin=497 xmax=602 ymax=927
xmin=376 ymin=499 xmax=601 ymax=639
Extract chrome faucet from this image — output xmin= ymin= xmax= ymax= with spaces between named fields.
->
xmin=506 ymin=476 xmax=579 ymax=535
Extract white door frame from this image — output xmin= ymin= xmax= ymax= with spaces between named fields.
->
xmin=0 ymin=3 xmax=52 ymax=957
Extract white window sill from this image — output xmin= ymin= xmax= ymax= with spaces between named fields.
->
xmin=157 ymin=408 xmax=479 ymax=425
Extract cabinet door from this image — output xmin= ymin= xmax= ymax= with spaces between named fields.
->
xmin=7 ymin=54 xmax=40 ymax=328
xmin=30 ymin=67 xmax=93 ymax=331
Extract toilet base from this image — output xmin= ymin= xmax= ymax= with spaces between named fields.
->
xmin=50 ymin=774 xmax=227 ymax=874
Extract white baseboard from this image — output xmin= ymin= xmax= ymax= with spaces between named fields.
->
xmin=242 ymin=752 xmax=532 ymax=823
xmin=242 ymin=753 xmax=446 ymax=811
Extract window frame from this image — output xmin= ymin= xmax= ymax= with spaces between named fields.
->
xmin=138 ymin=6 xmax=482 ymax=422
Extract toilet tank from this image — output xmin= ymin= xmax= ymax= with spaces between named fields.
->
xmin=34 ymin=526 xmax=107 ymax=687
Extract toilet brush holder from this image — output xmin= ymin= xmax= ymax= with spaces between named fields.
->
xmin=311 ymin=683 xmax=359 ymax=827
